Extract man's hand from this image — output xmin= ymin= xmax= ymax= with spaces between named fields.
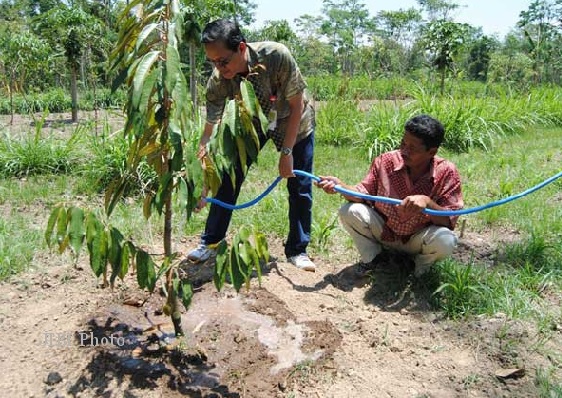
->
xmin=194 ymin=186 xmax=209 ymax=213
xmin=197 ymin=143 xmax=208 ymax=162
xmin=398 ymin=195 xmax=432 ymax=219
xmin=279 ymin=154 xmax=295 ymax=178
xmin=316 ymin=176 xmax=341 ymax=194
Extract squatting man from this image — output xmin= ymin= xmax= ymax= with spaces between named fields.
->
xmin=316 ymin=114 xmax=464 ymax=277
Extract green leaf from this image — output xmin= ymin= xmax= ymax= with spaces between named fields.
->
xmin=223 ymin=96 xmax=238 ymax=134
xmin=45 ymin=205 xmax=63 ymax=248
xmin=240 ymin=80 xmax=259 ymax=119
xmin=105 ymin=177 xmax=127 ymax=216
xmin=120 ymin=241 xmax=134 ymax=280
xmin=136 ymin=250 xmax=157 ymax=292
xmin=132 ymin=50 xmax=160 ymax=110
xmin=136 ymin=67 xmax=160 ymax=113
xmin=107 ymin=227 xmax=124 ymax=280
xmin=57 ymin=208 xmax=68 ymax=247
xmin=255 ymin=232 xmax=270 ymax=263
xmin=85 ymin=213 xmax=107 ymax=277
xmin=136 ymin=22 xmax=159 ymax=52
xmin=164 ymin=44 xmax=182 ymax=95
xmin=238 ymin=225 xmax=251 ymax=242
xmin=213 ymin=240 xmax=229 ymax=291
xmin=179 ymin=280 xmax=193 ymax=311
xmin=236 ymin=136 xmax=247 ymax=175
xmin=229 ymin=236 xmax=246 ymax=292
xmin=155 ymin=257 xmax=172 ymax=283
xmin=154 ymin=172 xmax=172 ymax=215
xmin=67 ymin=207 xmax=85 ymax=256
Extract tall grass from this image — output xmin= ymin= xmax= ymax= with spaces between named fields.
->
xmin=0 ymin=87 xmax=126 ymax=114
xmin=315 ymin=84 xmax=562 ymax=159
xmin=0 ymin=116 xmax=86 ymax=177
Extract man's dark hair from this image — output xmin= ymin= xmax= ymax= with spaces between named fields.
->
xmin=201 ymin=19 xmax=245 ymax=51
xmin=404 ymin=114 xmax=445 ymax=149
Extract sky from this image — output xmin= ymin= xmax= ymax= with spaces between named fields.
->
xmin=251 ymin=0 xmax=533 ymax=38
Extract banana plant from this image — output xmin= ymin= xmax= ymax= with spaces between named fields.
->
xmin=46 ymin=0 xmax=270 ymax=337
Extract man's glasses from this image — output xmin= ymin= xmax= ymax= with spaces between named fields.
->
xmin=208 ymin=51 xmax=236 ymax=68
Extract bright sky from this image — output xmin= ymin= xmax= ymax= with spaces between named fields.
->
xmin=251 ymin=0 xmax=533 ymax=38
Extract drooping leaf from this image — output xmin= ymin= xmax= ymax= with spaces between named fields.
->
xmin=85 ymin=213 xmax=107 ymax=277
xmin=255 ymin=231 xmax=270 ymax=263
xmin=136 ymin=66 xmax=160 ymax=113
xmin=136 ymin=250 xmax=157 ymax=292
xmin=143 ymin=193 xmax=154 ymax=219
xmin=154 ymin=172 xmax=172 ymax=215
xmin=67 ymin=207 xmax=85 ymax=257
xmin=136 ymin=22 xmax=159 ymax=52
xmin=179 ymin=280 xmax=193 ymax=310
xmin=236 ymin=136 xmax=247 ymax=175
xmin=132 ymin=50 xmax=160 ymax=109
xmin=238 ymin=225 xmax=251 ymax=242
xmin=55 ymin=206 xmax=68 ymax=247
xmin=45 ymin=205 xmax=63 ymax=248
xmin=240 ymin=79 xmax=257 ymax=119
xmin=229 ymin=236 xmax=246 ymax=292
xmin=213 ymin=240 xmax=229 ymax=291
xmin=155 ymin=257 xmax=172 ymax=283
xmin=107 ymin=227 xmax=124 ymax=280
xmin=105 ymin=177 xmax=128 ymax=216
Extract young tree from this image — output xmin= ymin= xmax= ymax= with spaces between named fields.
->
xmin=421 ymin=19 xmax=469 ymax=94
xmin=47 ymin=0 xmax=268 ymax=338
xmin=33 ymin=4 xmax=104 ymax=121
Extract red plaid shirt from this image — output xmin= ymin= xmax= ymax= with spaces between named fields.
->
xmin=355 ymin=150 xmax=463 ymax=242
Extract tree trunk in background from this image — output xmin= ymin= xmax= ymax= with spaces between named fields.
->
xmin=70 ymin=65 xmax=78 ymax=122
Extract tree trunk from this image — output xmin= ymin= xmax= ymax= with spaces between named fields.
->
xmin=163 ymin=164 xmax=183 ymax=336
xmin=70 ymin=64 xmax=79 ymax=122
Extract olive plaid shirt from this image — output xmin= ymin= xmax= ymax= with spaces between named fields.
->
xmin=355 ymin=150 xmax=464 ymax=242
xmin=205 ymin=41 xmax=315 ymax=150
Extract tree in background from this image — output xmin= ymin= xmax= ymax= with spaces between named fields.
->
xmin=421 ymin=19 xmax=470 ymax=94
xmin=517 ymin=0 xmax=562 ymax=83
xmin=320 ymin=0 xmax=372 ymax=76
xmin=466 ymin=34 xmax=495 ymax=82
xmin=0 ymin=30 xmax=50 ymax=123
xmin=33 ymin=4 xmax=105 ymax=121
xmin=374 ymin=8 xmax=423 ymax=75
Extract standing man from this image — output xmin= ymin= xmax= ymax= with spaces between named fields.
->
xmin=187 ymin=19 xmax=316 ymax=271
xmin=317 ymin=115 xmax=463 ymax=277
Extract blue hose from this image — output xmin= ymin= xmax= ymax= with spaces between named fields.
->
xmin=205 ymin=169 xmax=562 ymax=216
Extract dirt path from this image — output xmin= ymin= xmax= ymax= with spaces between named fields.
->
xmin=0 ymin=231 xmax=554 ymax=398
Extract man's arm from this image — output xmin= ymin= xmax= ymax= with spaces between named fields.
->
xmin=278 ymin=92 xmax=304 ymax=178
xmin=316 ymin=176 xmax=364 ymax=203
xmin=197 ymin=122 xmax=215 ymax=161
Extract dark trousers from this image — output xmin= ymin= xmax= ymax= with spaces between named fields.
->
xmin=201 ymin=130 xmax=314 ymax=258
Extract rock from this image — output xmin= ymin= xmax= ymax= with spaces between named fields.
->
xmin=495 ymin=368 xmax=525 ymax=379
xmin=45 ymin=371 xmax=63 ymax=385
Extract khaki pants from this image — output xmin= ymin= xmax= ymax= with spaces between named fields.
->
xmin=338 ymin=202 xmax=457 ymax=272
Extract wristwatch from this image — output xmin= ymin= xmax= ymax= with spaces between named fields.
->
xmin=280 ymin=147 xmax=292 ymax=156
